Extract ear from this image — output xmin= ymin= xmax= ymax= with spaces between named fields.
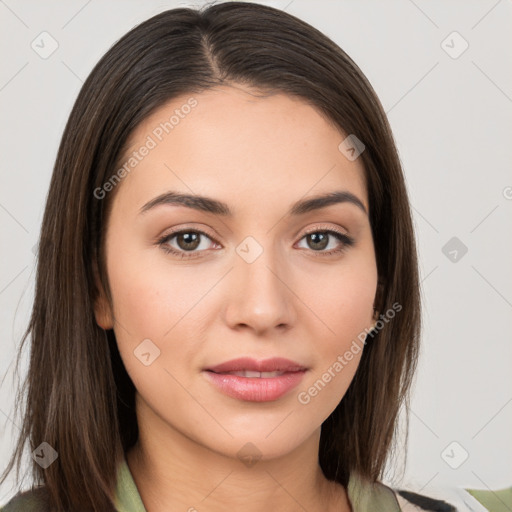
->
xmin=92 ymin=262 xmax=114 ymax=330
xmin=372 ymin=277 xmax=386 ymax=320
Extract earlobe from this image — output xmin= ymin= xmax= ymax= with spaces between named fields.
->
xmin=92 ymin=263 xmax=114 ymax=330
xmin=370 ymin=308 xmax=380 ymax=331
xmin=94 ymin=293 xmax=114 ymax=330
xmin=373 ymin=277 xmax=385 ymax=316
xmin=370 ymin=277 xmax=384 ymax=330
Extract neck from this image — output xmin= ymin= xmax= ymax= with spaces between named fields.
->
xmin=126 ymin=412 xmax=350 ymax=512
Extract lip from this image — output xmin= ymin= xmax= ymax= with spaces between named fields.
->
xmin=205 ymin=357 xmax=307 ymax=373
xmin=203 ymin=357 xmax=308 ymax=402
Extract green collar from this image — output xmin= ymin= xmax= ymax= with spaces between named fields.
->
xmin=114 ymin=457 xmax=147 ymax=512
xmin=115 ymin=457 xmax=400 ymax=512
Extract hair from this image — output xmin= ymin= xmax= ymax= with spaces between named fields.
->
xmin=1 ymin=2 xmax=421 ymax=511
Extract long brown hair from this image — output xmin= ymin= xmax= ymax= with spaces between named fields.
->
xmin=1 ymin=2 xmax=421 ymax=511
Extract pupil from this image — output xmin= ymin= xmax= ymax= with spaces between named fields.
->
xmin=178 ymin=232 xmax=200 ymax=250
xmin=309 ymin=232 xmax=328 ymax=250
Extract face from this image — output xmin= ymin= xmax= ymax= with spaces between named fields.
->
xmin=94 ymin=85 xmax=378 ymax=462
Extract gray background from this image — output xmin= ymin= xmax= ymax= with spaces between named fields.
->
xmin=1 ymin=0 xmax=511 ymax=503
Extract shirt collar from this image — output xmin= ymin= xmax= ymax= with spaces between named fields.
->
xmin=114 ymin=456 xmax=400 ymax=512
xmin=114 ymin=456 xmax=147 ymax=512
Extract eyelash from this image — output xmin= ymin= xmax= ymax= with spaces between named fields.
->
xmin=157 ymin=226 xmax=355 ymax=260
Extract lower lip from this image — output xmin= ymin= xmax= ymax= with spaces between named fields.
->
xmin=203 ymin=370 xmax=307 ymax=402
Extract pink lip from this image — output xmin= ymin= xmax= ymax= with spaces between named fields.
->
xmin=206 ymin=357 xmax=306 ymax=373
xmin=204 ymin=371 xmax=306 ymax=402
xmin=203 ymin=357 xmax=308 ymax=402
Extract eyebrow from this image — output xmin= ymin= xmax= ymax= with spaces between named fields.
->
xmin=139 ymin=190 xmax=368 ymax=217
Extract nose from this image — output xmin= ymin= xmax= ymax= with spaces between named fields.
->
xmin=223 ymin=245 xmax=296 ymax=336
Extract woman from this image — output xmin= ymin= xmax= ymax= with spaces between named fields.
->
xmin=1 ymin=2 xmax=479 ymax=511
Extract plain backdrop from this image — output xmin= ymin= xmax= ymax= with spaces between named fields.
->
xmin=1 ymin=0 xmax=511 ymax=504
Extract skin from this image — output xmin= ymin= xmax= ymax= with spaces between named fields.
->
xmin=94 ymin=84 xmax=379 ymax=512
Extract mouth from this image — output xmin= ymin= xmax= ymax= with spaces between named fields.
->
xmin=203 ymin=357 xmax=308 ymax=402
xmin=205 ymin=356 xmax=307 ymax=374
xmin=208 ymin=370 xmax=292 ymax=378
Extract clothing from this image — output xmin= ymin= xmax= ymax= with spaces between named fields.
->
xmin=0 ymin=455 xmax=500 ymax=511
xmin=466 ymin=487 xmax=512 ymax=512
xmin=115 ymin=458 xmax=402 ymax=511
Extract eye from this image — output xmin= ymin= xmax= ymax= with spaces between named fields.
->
xmin=157 ymin=226 xmax=355 ymax=259
xmin=157 ymin=229 xmax=219 ymax=259
xmin=296 ymin=228 xmax=355 ymax=257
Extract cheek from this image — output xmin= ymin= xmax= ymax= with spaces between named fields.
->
xmin=299 ymin=253 xmax=377 ymax=346
xmin=104 ymin=236 xmax=214 ymax=391
xmin=107 ymin=257 xmax=207 ymax=429
xmin=293 ymin=256 xmax=377 ymax=409
xmin=106 ymin=237 xmax=210 ymax=339
xmin=327 ymin=275 xmax=375 ymax=344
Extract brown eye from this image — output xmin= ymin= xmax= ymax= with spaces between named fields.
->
xmin=158 ymin=229 xmax=218 ymax=258
xmin=297 ymin=229 xmax=355 ymax=256
xmin=157 ymin=227 xmax=354 ymax=260
xmin=175 ymin=232 xmax=201 ymax=251
xmin=306 ymin=232 xmax=329 ymax=251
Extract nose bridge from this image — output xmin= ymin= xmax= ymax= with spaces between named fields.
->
xmin=237 ymin=233 xmax=285 ymax=300
xmin=225 ymin=233 xmax=295 ymax=332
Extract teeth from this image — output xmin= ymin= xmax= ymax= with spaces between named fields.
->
xmin=224 ymin=370 xmax=285 ymax=378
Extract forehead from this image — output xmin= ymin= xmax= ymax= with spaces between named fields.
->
xmin=113 ymin=85 xmax=368 ymax=217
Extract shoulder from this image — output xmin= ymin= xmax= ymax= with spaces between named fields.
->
xmin=1 ymin=486 xmax=50 ymax=512
xmin=466 ymin=486 xmax=512 ymax=512
xmin=393 ymin=485 xmax=494 ymax=512
xmin=394 ymin=489 xmax=458 ymax=511
xmin=349 ymin=472 xmax=493 ymax=512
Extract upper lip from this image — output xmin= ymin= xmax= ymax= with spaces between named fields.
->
xmin=205 ymin=357 xmax=307 ymax=373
